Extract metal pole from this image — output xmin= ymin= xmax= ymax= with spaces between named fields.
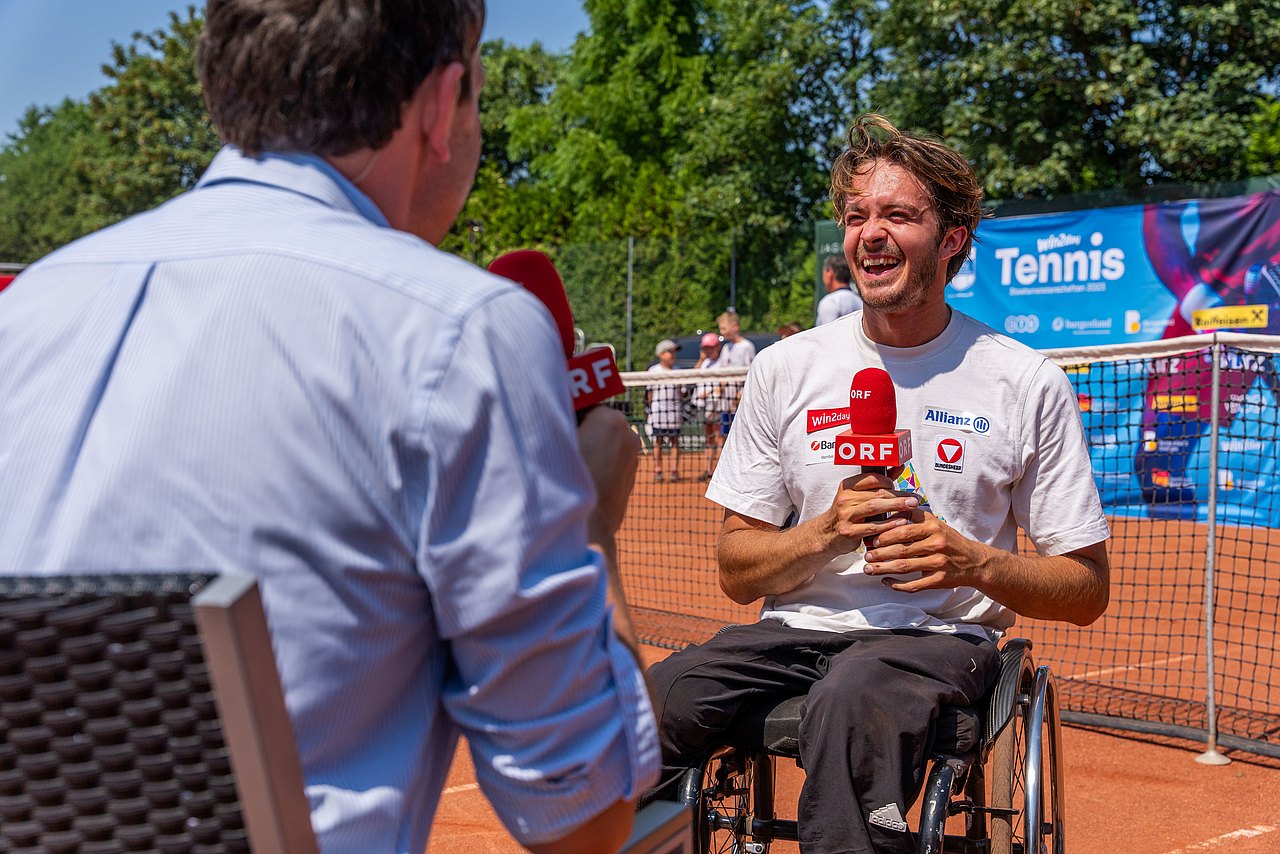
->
xmin=1196 ymin=337 xmax=1230 ymax=766
xmin=728 ymin=226 xmax=737 ymax=313
xmin=625 ymin=237 xmax=634 ymax=372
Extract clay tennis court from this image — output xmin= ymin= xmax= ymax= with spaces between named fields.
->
xmin=430 ymin=475 xmax=1280 ymax=852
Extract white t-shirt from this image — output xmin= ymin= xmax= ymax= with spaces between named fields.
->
xmin=694 ymin=357 xmax=730 ymax=414
xmin=816 ymin=287 xmax=863 ymax=325
xmin=717 ymin=337 xmax=756 ymax=368
xmin=716 ymin=338 xmax=756 ymax=413
xmin=706 ymin=310 xmax=1109 ymax=636
xmin=646 ymin=363 xmax=684 ymax=431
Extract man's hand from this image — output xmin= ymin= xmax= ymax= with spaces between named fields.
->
xmin=821 ymin=470 xmax=918 ymax=554
xmin=862 ymin=511 xmax=1111 ymax=626
xmin=861 ymin=510 xmax=986 ymax=591
xmin=717 ymin=471 xmax=919 ymax=605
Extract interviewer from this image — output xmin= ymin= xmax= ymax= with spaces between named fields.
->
xmin=0 ymin=2 xmax=658 ymax=851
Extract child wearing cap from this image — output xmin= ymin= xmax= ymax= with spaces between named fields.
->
xmin=692 ymin=332 xmax=725 ymax=480
xmin=646 ymin=339 xmax=683 ymax=482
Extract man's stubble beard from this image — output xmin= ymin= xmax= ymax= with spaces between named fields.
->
xmin=854 ymin=234 xmax=943 ymax=314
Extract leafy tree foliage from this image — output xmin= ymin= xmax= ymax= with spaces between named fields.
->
xmin=80 ymin=7 xmax=218 ymax=229
xmin=439 ymin=40 xmax=567 ymax=263
xmin=0 ymin=6 xmax=215 ymax=261
xmin=0 ymin=101 xmax=97 ymax=262
xmin=507 ymin=0 xmax=850 ymax=349
xmin=2 ymin=0 xmax=1278 ymax=353
xmin=856 ymin=0 xmax=1280 ymax=199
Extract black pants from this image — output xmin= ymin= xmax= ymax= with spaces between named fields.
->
xmin=646 ymin=620 xmax=1000 ymax=854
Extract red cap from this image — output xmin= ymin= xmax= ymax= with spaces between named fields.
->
xmin=701 ymin=332 xmax=722 ymax=348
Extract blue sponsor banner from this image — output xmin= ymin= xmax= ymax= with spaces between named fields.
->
xmin=945 ymin=188 xmax=1280 ymax=345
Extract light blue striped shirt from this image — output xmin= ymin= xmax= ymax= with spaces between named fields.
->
xmin=0 ymin=147 xmax=659 ymax=852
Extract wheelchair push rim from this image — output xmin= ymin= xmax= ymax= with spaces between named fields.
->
xmin=989 ymin=663 xmax=1065 ymax=854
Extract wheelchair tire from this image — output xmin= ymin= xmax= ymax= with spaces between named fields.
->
xmin=988 ymin=664 xmax=1065 ymax=854
xmin=694 ymin=747 xmax=772 ymax=854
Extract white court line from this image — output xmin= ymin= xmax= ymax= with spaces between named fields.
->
xmin=1063 ymin=653 xmax=1197 ymax=681
xmin=442 ymin=783 xmax=480 ymax=796
xmin=1164 ymin=825 xmax=1277 ymax=853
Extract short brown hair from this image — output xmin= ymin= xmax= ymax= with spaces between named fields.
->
xmin=822 ymin=254 xmax=851 ymax=284
xmin=830 ymin=114 xmax=984 ymax=282
xmin=199 ymin=0 xmax=486 ymax=157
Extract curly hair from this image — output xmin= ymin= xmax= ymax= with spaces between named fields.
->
xmin=830 ymin=114 xmax=984 ymax=282
xmin=199 ymin=0 xmax=486 ymax=157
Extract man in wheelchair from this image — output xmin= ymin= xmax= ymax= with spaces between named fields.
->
xmin=645 ymin=115 xmax=1111 ymax=853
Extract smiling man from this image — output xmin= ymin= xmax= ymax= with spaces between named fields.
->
xmin=645 ymin=114 xmax=1110 ymax=853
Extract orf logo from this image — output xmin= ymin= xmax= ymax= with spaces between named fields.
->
xmin=935 ymin=437 xmax=965 ymax=473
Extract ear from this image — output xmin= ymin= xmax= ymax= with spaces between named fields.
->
xmin=938 ymin=226 xmax=968 ymax=263
xmin=416 ymin=61 xmax=467 ymax=163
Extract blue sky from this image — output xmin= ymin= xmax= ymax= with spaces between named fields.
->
xmin=0 ymin=0 xmax=589 ymax=141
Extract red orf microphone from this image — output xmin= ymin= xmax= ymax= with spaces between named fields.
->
xmin=488 ymin=250 xmax=626 ymax=416
xmin=833 ymin=367 xmax=912 ymax=474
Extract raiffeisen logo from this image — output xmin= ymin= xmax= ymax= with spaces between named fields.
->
xmin=994 ymin=231 xmax=1125 ymax=289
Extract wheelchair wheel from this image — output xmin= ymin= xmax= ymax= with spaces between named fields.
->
xmin=695 ymin=747 xmax=772 ymax=854
xmin=989 ymin=664 xmax=1065 ymax=854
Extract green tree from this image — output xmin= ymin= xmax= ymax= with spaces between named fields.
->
xmin=0 ymin=6 xmax=215 ymax=261
xmin=1246 ymin=96 xmax=1280 ymax=177
xmin=78 ymin=6 xmax=218 ymax=230
xmin=0 ymin=101 xmax=97 ymax=262
xmin=507 ymin=0 xmax=851 ymax=349
xmin=855 ymin=0 xmax=1280 ymax=199
xmin=440 ymin=40 xmax=568 ymax=263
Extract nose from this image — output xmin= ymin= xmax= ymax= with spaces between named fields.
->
xmin=861 ymin=216 xmax=890 ymax=244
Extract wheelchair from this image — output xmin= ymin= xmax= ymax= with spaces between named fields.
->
xmin=675 ymin=638 xmax=1064 ymax=854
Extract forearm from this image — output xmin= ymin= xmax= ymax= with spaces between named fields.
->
xmin=718 ymin=513 xmax=842 ymax=604
xmin=969 ymin=543 xmax=1110 ymax=626
xmin=589 ymin=533 xmax=641 ymax=660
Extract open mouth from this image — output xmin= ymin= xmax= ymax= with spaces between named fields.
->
xmin=858 ymin=253 xmax=903 ymax=280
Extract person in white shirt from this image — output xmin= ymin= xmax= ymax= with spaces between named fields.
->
xmin=692 ymin=332 xmax=728 ymax=480
xmin=714 ymin=310 xmax=756 ymax=437
xmin=645 ymin=114 xmax=1110 ymax=854
xmin=816 ymin=253 xmax=863 ymax=324
xmin=647 ymin=339 xmax=684 ymax=482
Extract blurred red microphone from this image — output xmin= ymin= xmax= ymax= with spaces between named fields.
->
xmin=834 ymin=367 xmax=912 ymax=473
xmin=487 ymin=250 xmax=625 ymax=414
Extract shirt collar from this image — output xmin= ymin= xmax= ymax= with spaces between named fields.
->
xmin=196 ymin=145 xmax=390 ymax=228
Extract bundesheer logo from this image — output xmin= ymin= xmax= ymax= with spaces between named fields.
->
xmin=806 ymin=406 xmax=852 ymax=434
xmin=935 ymin=437 xmax=965 ymax=473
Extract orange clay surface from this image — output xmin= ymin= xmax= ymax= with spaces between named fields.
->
xmin=429 ymin=467 xmax=1280 ymax=853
